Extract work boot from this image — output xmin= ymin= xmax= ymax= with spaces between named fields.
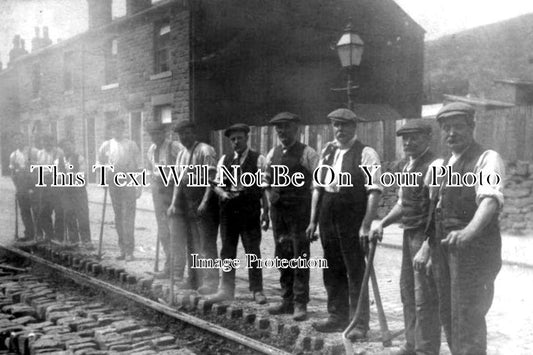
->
xmin=312 ymin=317 xmax=348 ymax=333
xmin=391 ymin=344 xmax=415 ymax=355
xmin=293 ymin=303 xmax=307 ymax=321
xmin=253 ymin=291 xmax=267 ymax=305
xmin=347 ymin=327 xmax=368 ymax=341
xmin=267 ymin=301 xmax=294 ymax=315
xmin=206 ymin=289 xmax=234 ymax=303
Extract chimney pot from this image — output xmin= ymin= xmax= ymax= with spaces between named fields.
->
xmin=87 ymin=0 xmax=112 ymax=29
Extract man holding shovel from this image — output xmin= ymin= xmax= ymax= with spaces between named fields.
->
xmin=370 ymin=120 xmax=440 ymax=355
xmin=307 ymin=108 xmax=382 ymax=339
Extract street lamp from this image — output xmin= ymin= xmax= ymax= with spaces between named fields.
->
xmin=336 ymin=21 xmax=364 ymax=110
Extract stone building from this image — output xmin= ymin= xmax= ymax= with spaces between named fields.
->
xmin=0 ymin=0 xmax=424 ymax=179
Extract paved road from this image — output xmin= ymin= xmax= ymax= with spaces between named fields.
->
xmin=0 ymin=177 xmax=531 ymax=354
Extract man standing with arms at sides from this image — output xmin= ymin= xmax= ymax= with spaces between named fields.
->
xmin=207 ymin=123 xmax=269 ymax=304
xmin=426 ymin=102 xmax=504 ymax=355
xmin=97 ymin=118 xmax=142 ymax=261
xmin=370 ymin=121 xmax=440 ymax=355
xmin=145 ymin=121 xmax=183 ymax=279
xmin=60 ymin=138 xmax=93 ymax=249
xmin=265 ymin=112 xmax=319 ymax=321
xmin=167 ymin=120 xmax=219 ymax=295
xmin=306 ymin=108 xmax=382 ymax=339
xmin=36 ymin=134 xmax=65 ymax=242
xmin=9 ymin=132 xmax=38 ymax=241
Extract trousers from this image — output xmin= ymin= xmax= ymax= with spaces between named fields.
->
xmin=109 ymin=186 xmax=136 ymax=256
xmin=37 ymin=184 xmax=64 ymax=241
xmin=431 ymin=220 xmax=501 ymax=355
xmin=319 ymin=192 xmax=368 ymax=329
xmin=170 ymin=192 xmax=219 ymax=289
xmin=63 ymin=187 xmax=91 ymax=243
xmin=219 ymin=196 xmax=263 ymax=294
xmin=271 ymin=199 xmax=310 ymax=306
xmin=401 ymin=228 xmax=441 ymax=355
xmin=16 ymin=189 xmax=35 ymax=239
xmin=151 ymin=182 xmax=183 ymax=274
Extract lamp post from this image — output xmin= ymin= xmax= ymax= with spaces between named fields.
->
xmin=335 ymin=21 xmax=364 ymax=110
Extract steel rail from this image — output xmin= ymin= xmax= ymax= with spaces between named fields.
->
xmin=0 ymin=244 xmax=290 ymax=355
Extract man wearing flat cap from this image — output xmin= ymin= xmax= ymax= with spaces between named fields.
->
xmin=97 ymin=118 xmax=142 ymax=261
xmin=167 ymin=120 xmax=219 ymax=294
xmin=265 ymin=112 xmax=319 ymax=321
xmin=426 ymin=102 xmax=505 ymax=354
xmin=370 ymin=120 xmax=440 ymax=355
xmin=306 ymin=108 xmax=382 ymax=339
xmin=206 ymin=123 xmax=269 ymax=304
xmin=145 ymin=121 xmax=183 ymax=278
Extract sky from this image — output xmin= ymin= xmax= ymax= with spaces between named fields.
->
xmin=2 ymin=0 xmax=533 ymax=65
xmin=395 ymin=0 xmax=533 ymax=40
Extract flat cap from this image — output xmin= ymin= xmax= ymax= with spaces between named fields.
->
xmin=173 ymin=120 xmax=196 ymax=133
xmin=224 ymin=123 xmax=250 ymax=137
xmin=269 ymin=112 xmax=300 ymax=125
xmin=145 ymin=121 xmax=170 ymax=133
xmin=396 ymin=120 xmax=432 ymax=136
xmin=436 ymin=102 xmax=475 ymax=122
xmin=327 ymin=108 xmax=358 ymax=123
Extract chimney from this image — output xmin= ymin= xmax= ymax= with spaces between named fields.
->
xmin=87 ymin=0 xmax=112 ymax=29
xmin=9 ymin=35 xmax=28 ymax=64
xmin=42 ymin=27 xmax=52 ymax=47
xmin=31 ymin=26 xmax=41 ymax=52
xmin=126 ymin=0 xmax=152 ymax=16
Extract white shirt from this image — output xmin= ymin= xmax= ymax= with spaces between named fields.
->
xmin=214 ymin=147 xmax=267 ymax=191
xmin=424 ymin=147 xmax=505 ymax=209
xmin=315 ymin=136 xmax=383 ymax=193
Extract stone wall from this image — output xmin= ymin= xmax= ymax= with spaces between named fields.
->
xmin=500 ymin=161 xmax=533 ymax=234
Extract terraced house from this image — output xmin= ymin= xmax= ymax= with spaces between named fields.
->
xmin=0 ymin=0 xmax=424 ymax=179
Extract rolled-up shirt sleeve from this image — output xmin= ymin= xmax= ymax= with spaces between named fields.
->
xmin=475 ymin=150 xmax=505 ymax=208
xmin=361 ymin=147 xmax=383 ymax=192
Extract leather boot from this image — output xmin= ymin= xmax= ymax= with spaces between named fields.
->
xmin=293 ymin=303 xmax=307 ymax=321
xmin=267 ymin=301 xmax=294 ymax=315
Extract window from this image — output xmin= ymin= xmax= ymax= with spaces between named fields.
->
xmin=154 ymin=22 xmax=171 ymax=73
xmin=155 ymin=105 xmax=172 ymax=124
xmin=32 ymin=62 xmax=41 ymax=98
xmin=105 ymin=39 xmax=118 ymax=84
xmin=63 ymin=51 xmax=74 ymax=91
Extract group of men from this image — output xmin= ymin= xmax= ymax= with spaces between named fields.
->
xmin=142 ymin=102 xmax=503 ymax=355
xmin=9 ymin=133 xmax=92 ymax=247
xmin=10 ymin=101 xmax=504 ymax=355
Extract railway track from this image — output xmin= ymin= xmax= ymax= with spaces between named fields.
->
xmin=0 ymin=243 xmax=293 ymax=355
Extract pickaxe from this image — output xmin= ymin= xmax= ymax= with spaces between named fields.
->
xmin=343 ymin=240 xmax=403 ymax=355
